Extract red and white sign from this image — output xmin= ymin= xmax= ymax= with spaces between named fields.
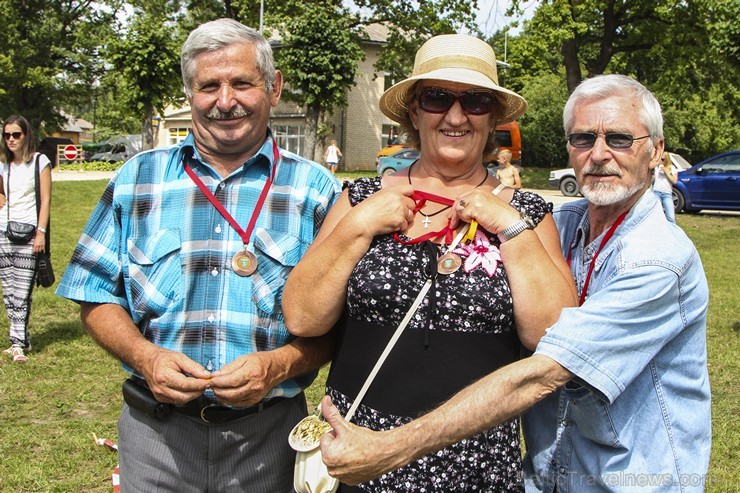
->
xmin=63 ymin=144 xmax=79 ymax=160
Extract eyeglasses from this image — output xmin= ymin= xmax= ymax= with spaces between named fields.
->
xmin=567 ymin=132 xmax=650 ymax=149
xmin=416 ymin=87 xmax=496 ymax=116
xmin=3 ymin=132 xmax=24 ymax=140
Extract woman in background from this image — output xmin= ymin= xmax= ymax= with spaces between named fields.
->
xmin=653 ymin=152 xmax=678 ymax=222
xmin=0 ymin=115 xmax=52 ymax=363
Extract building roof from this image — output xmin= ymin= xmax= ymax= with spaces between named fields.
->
xmin=61 ymin=112 xmax=94 ymax=133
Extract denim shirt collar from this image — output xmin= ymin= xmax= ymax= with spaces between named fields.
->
xmin=573 ymin=189 xmax=656 ymax=272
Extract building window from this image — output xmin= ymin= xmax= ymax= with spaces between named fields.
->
xmin=273 ymin=125 xmax=305 ymax=156
xmin=384 ymin=73 xmax=398 ymax=92
xmin=169 ymin=128 xmax=190 ymax=145
xmin=382 ymin=124 xmax=399 ymax=147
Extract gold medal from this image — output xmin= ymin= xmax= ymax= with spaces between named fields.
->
xmin=232 ymin=250 xmax=258 ymax=276
xmin=437 ymin=252 xmax=462 ymax=275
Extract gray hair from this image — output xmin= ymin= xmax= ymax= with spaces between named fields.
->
xmin=181 ymin=18 xmax=276 ymax=98
xmin=563 ymin=74 xmax=664 ymax=148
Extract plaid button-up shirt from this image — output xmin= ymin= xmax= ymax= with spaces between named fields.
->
xmin=57 ymin=131 xmax=341 ymax=399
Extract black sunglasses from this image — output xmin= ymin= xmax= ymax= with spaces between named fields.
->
xmin=3 ymin=131 xmax=24 ymax=140
xmin=416 ymin=87 xmax=496 ymax=116
xmin=567 ymin=132 xmax=650 ymax=149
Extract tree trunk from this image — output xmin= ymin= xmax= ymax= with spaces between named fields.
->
xmin=142 ymin=106 xmax=155 ymax=150
xmin=562 ymin=37 xmax=582 ymax=94
xmin=304 ymin=104 xmax=325 ymax=163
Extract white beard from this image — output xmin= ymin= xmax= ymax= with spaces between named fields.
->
xmin=581 ymin=181 xmax=645 ymax=206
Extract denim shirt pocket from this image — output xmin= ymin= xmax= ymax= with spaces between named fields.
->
xmin=565 ymin=384 xmax=622 ymax=447
xmin=126 ymin=229 xmax=183 ymax=320
xmin=251 ymin=228 xmax=307 ymax=316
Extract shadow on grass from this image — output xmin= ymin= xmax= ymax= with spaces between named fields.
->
xmin=31 ymin=319 xmax=89 ymax=353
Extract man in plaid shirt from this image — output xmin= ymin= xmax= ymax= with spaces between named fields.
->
xmin=57 ymin=19 xmax=340 ymax=491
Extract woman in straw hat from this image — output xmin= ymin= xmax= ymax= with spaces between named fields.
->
xmin=284 ymin=34 xmax=576 ymax=491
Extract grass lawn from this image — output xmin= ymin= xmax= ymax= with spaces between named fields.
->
xmin=0 ymin=178 xmax=737 ymax=491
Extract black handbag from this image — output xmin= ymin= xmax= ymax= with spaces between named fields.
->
xmin=6 ymin=220 xmax=36 ymax=243
xmin=5 ymin=154 xmax=41 ymax=244
xmin=36 ymin=252 xmax=55 ymax=287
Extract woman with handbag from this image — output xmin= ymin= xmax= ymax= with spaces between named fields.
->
xmin=0 ymin=115 xmax=52 ymax=363
xmin=283 ymin=35 xmax=577 ymax=492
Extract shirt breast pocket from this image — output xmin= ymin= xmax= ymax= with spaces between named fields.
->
xmin=126 ymin=229 xmax=183 ymax=320
xmin=251 ymin=228 xmax=308 ymax=316
xmin=565 ymin=384 xmax=622 ymax=448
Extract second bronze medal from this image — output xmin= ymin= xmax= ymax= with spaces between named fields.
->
xmin=437 ymin=252 xmax=462 ymax=275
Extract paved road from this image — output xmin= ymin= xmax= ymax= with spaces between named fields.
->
xmin=53 ymin=170 xmax=736 ymax=216
xmin=52 ymin=169 xmax=116 ymax=181
xmin=52 ymin=170 xmax=580 ymax=201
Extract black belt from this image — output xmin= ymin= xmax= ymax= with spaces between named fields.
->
xmin=172 ymin=394 xmax=286 ymax=424
xmin=123 ymin=376 xmax=286 ymax=424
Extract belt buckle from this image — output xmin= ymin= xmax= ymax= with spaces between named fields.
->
xmin=199 ymin=403 xmax=219 ymax=423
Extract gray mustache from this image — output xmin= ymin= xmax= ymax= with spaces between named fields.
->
xmin=207 ymin=106 xmax=250 ymax=120
xmin=582 ymin=164 xmax=622 ymax=177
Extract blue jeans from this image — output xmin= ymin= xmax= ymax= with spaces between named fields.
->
xmin=654 ymin=190 xmax=676 ymax=223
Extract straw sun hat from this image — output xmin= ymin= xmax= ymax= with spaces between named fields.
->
xmin=379 ymin=34 xmax=528 ymax=125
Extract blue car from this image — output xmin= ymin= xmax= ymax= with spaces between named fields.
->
xmin=673 ymin=150 xmax=740 ymax=213
xmin=376 ymin=148 xmax=421 ymax=176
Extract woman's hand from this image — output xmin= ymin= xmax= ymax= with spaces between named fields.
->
xmin=449 ymin=187 xmax=520 ymax=234
xmin=343 ymin=185 xmax=417 ymax=238
xmin=32 ymin=231 xmax=45 ymax=255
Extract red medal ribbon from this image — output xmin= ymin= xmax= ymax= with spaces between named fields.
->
xmin=569 ymin=209 xmax=629 ymax=306
xmin=393 ymin=190 xmax=456 ymax=245
xmin=183 ymin=140 xmax=279 ymax=247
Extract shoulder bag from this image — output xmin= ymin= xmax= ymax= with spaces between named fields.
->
xmin=32 ymin=155 xmax=54 ymax=287
xmin=5 ymin=154 xmax=40 ymax=244
xmin=290 ymin=228 xmax=468 ymax=493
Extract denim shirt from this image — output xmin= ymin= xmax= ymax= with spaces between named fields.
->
xmin=523 ymin=191 xmax=711 ymax=492
xmin=57 ymin=132 xmax=341 ymax=399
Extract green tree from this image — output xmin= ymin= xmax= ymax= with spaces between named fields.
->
xmin=0 ymin=0 xmax=116 ymax=136
xmin=517 ymin=73 xmax=570 ymax=168
xmin=276 ymin=3 xmax=365 ymax=161
xmin=348 ymin=0 xmax=480 ymax=79
xmin=502 ymin=0 xmax=739 ymax=162
xmin=105 ymin=3 xmax=184 ymax=149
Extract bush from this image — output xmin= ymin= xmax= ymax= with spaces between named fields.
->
xmin=57 ymin=160 xmax=122 ymax=172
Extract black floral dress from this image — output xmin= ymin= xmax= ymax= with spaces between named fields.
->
xmin=327 ymin=178 xmax=551 ymax=493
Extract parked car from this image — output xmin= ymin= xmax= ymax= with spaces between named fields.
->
xmin=375 ymin=143 xmax=407 ymax=167
xmin=673 ymin=150 xmax=740 ymax=213
xmin=90 ymin=135 xmax=142 ymax=163
xmin=549 ymin=152 xmax=692 ymax=197
xmin=376 ymin=148 xmax=421 ymax=176
xmin=548 ymin=167 xmax=580 ymax=196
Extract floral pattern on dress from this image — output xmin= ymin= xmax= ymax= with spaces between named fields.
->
xmin=331 ymin=177 xmax=552 ymax=492
xmin=329 ymin=387 xmax=524 ymax=493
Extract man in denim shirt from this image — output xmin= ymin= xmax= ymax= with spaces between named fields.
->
xmin=57 ymin=19 xmax=341 ymax=491
xmin=316 ymin=75 xmax=711 ymax=492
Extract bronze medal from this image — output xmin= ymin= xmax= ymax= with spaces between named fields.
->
xmin=437 ymin=252 xmax=462 ymax=275
xmin=232 ymin=250 xmax=258 ymax=276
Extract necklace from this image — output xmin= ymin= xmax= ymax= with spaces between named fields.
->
xmin=407 ymin=162 xmax=488 ymax=228
xmin=184 ymin=140 xmax=280 ymax=277
xmin=567 ymin=209 xmax=628 ymax=306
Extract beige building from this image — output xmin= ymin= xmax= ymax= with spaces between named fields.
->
xmin=155 ymin=25 xmax=396 ymax=171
